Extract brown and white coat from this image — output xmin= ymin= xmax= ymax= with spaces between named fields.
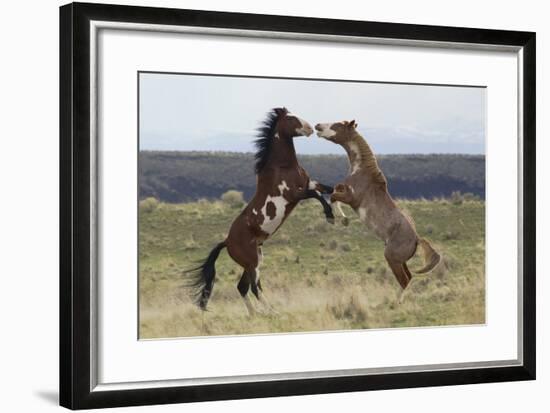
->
xmin=187 ymin=108 xmax=334 ymax=315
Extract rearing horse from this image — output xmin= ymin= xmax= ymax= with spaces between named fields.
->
xmin=315 ymin=120 xmax=441 ymax=301
xmin=188 ymin=108 xmax=334 ymax=315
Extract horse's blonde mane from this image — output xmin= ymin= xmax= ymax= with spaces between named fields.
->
xmin=350 ymin=132 xmax=387 ymax=186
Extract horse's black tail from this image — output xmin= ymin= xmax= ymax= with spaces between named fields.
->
xmin=185 ymin=241 xmax=227 ymax=310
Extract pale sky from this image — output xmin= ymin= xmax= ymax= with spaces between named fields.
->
xmin=139 ymin=72 xmax=485 ymax=155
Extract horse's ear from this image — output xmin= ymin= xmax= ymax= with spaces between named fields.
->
xmin=349 ymin=120 xmax=357 ymax=129
xmin=274 ymin=108 xmax=287 ymax=117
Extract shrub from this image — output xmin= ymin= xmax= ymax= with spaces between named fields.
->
xmin=313 ymin=222 xmax=329 ymax=233
xmin=221 ymin=190 xmax=244 ymax=207
xmin=443 ymin=230 xmax=460 ymax=241
xmin=374 ymin=266 xmax=388 ymax=283
xmin=329 ymin=294 xmax=369 ymax=324
xmin=450 ymin=191 xmax=464 ymax=205
xmin=183 ymin=235 xmax=198 ymax=251
xmin=271 ymin=233 xmax=290 ymax=245
xmin=139 ymin=197 xmax=159 ymax=213
xmin=463 ymin=192 xmax=481 ymax=202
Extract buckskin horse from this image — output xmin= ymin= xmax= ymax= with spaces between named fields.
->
xmin=187 ymin=108 xmax=334 ymax=315
xmin=315 ymin=120 xmax=441 ymax=300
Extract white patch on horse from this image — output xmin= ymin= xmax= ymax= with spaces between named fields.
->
xmin=348 ymin=142 xmax=362 ymax=175
xmin=257 ymin=248 xmax=264 ymax=269
xmin=242 ymin=295 xmax=256 ymax=315
xmin=252 ymin=208 xmax=258 ymax=215
xmin=260 ymin=180 xmax=290 ymax=235
xmin=278 ymin=181 xmax=290 ymax=193
xmin=308 ymin=180 xmax=321 ymax=195
xmin=294 ymin=116 xmax=313 ymax=137
xmin=274 ymin=133 xmax=280 ymax=139
xmin=358 ymin=206 xmax=368 ymax=223
xmin=316 ymin=123 xmax=336 ymax=139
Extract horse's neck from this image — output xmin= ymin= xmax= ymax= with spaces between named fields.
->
xmin=342 ymin=133 xmax=385 ymax=184
xmin=267 ymin=133 xmax=299 ymax=168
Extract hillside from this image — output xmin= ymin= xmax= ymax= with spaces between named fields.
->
xmin=139 ymin=151 xmax=485 ymax=202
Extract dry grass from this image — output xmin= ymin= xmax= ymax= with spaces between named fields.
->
xmin=139 ymin=199 xmax=485 ymax=338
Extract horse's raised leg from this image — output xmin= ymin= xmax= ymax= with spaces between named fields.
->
xmin=305 ymin=188 xmax=335 ymax=224
xmin=313 ymin=182 xmax=334 ymax=194
xmin=333 ymin=201 xmax=347 ymax=218
xmin=331 ymin=201 xmax=350 ymax=226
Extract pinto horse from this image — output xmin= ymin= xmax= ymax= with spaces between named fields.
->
xmin=187 ymin=108 xmax=334 ymax=315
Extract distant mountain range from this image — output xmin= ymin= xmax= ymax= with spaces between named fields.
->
xmin=139 ymin=151 xmax=485 ymax=202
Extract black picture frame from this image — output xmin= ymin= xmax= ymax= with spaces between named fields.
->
xmin=60 ymin=2 xmax=536 ymax=410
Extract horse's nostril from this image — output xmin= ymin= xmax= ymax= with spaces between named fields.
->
xmin=315 ymin=124 xmax=321 ymax=131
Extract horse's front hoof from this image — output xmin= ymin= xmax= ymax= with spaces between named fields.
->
xmin=342 ymin=217 xmax=350 ymax=226
xmin=327 ymin=217 xmax=335 ymax=225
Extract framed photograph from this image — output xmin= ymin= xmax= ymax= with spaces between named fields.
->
xmin=60 ymin=2 xmax=536 ymax=409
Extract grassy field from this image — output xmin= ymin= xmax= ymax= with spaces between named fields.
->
xmin=139 ymin=197 xmax=485 ymax=339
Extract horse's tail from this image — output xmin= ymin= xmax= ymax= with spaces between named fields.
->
xmin=185 ymin=241 xmax=227 ymax=310
xmin=412 ymin=238 xmax=441 ymax=274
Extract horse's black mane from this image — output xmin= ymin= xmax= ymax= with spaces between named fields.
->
xmin=254 ymin=108 xmax=281 ymax=174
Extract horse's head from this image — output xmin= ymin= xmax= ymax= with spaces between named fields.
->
xmin=274 ymin=107 xmax=313 ymax=138
xmin=315 ymin=120 xmax=358 ymax=144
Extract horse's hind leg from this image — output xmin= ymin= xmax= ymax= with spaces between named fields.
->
xmin=250 ymin=248 xmax=278 ymax=314
xmin=228 ymin=231 xmax=261 ymax=316
xmin=384 ymin=231 xmax=416 ymax=291
xmin=397 ymin=263 xmax=414 ymax=304
xmin=237 ymin=270 xmax=256 ymax=316
xmin=384 ymin=241 xmax=412 ymax=291
xmin=251 ymin=276 xmax=278 ymax=315
xmin=385 ymin=258 xmax=411 ymax=290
